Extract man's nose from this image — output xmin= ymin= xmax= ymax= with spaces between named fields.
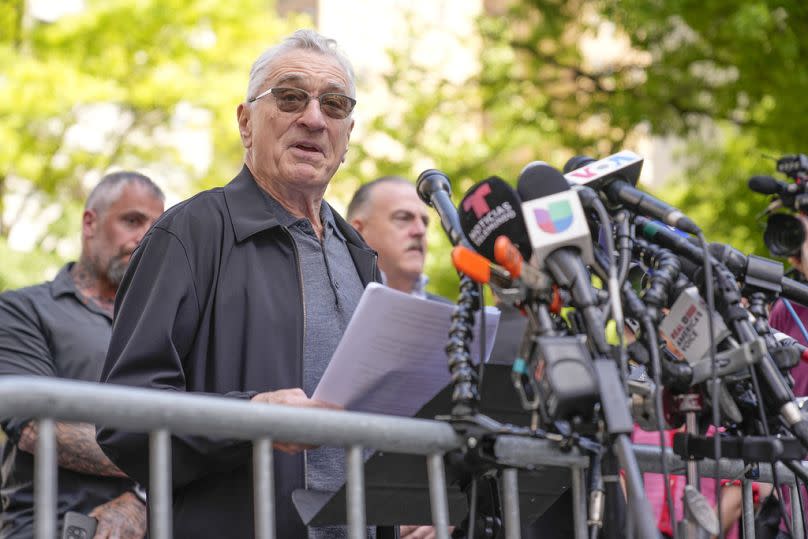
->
xmin=411 ymin=219 xmax=427 ymax=236
xmin=297 ymin=98 xmax=327 ymax=130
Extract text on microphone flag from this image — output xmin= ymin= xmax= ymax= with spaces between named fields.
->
xmin=564 ymin=150 xmax=643 ymax=186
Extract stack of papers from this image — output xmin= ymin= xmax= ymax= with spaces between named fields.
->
xmin=314 ymin=283 xmax=500 ymax=417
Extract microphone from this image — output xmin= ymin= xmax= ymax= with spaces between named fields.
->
xmin=563 ymin=151 xmax=702 ymax=235
xmin=493 ymin=236 xmax=543 ymax=290
xmin=517 ymin=161 xmax=594 ymax=270
xmin=450 ymin=245 xmax=514 ymax=289
xmin=416 ymin=169 xmax=467 ymax=247
xmin=517 ymin=161 xmax=611 ymax=355
xmin=457 ymin=176 xmax=533 ymax=261
xmin=748 ymin=175 xmax=791 ymax=196
xmin=658 ymin=286 xmax=731 ymax=365
xmin=634 ymin=216 xmax=808 ymax=307
xmin=773 ymin=331 xmax=808 ymax=364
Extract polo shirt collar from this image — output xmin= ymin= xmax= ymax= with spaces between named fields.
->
xmin=49 ymin=262 xmax=113 ymax=321
xmin=50 ymin=263 xmax=78 ymax=299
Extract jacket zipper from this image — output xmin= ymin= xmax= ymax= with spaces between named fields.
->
xmin=282 ymin=226 xmax=308 ymax=486
xmin=370 ymin=253 xmax=378 ymax=284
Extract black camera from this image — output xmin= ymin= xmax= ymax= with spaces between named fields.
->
xmin=749 ymin=154 xmax=808 ymax=258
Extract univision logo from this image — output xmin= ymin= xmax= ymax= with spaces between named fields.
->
xmin=533 ymin=200 xmax=573 ymax=233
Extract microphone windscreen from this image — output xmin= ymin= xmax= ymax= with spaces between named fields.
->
xmin=563 ymin=155 xmax=596 ymax=174
xmin=748 ymin=175 xmax=785 ymax=195
xmin=416 ymin=169 xmax=452 ymax=205
xmin=517 ymin=161 xmax=570 ymax=201
xmin=458 ymin=176 xmax=532 ymax=261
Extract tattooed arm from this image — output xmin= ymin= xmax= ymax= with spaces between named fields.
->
xmin=90 ymin=491 xmax=147 ymax=539
xmin=17 ymin=421 xmax=127 ymax=478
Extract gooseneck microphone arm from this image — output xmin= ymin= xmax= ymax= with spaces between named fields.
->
xmin=417 ymin=168 xmax=484 ymax=421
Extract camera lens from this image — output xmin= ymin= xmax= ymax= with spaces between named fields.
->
xmin=764 ymin=213 xmax=805 ymax=257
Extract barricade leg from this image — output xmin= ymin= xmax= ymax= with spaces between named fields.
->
xmin=427 ymin=453 xmax=450 ymax=539
xmin=150 ymin=429 xmax=173 ymax=539
xmin=34 ymin=418 xmax=56 ymax=539
xmin=253 ymin=437 xmax=275 ymax=539
xmin=347 ymin=445 xmax=366 ymax=539
xmin=742 ymin=480 xmax=754 ymax=539
xmin=791 ymin=484 xmax=805 ymax=539
xmin=572 ymin=465 xmax=588 ymax=539
xmin=502 ymin=468 xmax=521 ymax=539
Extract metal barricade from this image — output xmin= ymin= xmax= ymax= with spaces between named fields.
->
xmin=2 ymin=376 xmax=808 ymax=539
xmin=0 ymin=377 xmax=462 ymax=539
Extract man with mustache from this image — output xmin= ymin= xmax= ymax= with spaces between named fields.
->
xmin=0 ymin=171 xmax=165 ymax=538
xmin=347 ymin=176 xmax=434 ymax=297
xmin=96 ymin=30 xmax=383 ymax=538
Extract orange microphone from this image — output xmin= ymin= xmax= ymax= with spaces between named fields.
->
xmin=450 ymin=245 xmax=513 ymax=288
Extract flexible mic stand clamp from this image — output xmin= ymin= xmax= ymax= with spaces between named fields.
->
xmin=445 ymin=275 xmax=482 ymax=419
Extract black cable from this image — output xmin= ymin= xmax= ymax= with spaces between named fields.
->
xmin=697 ymin=232 xmax=723 ymax=539
xmin=784 ymin=460 xmax=808 ymax=536
xmin=477 ymin=283 xmax=486 ymax=393
xmin=467 ymin=478 xmax=478 ymax=539
xmin=614 ymin=209 xmax=633 ymax=286
xmin=798 ymin=476 xmax=807 ymax=539
xmin=640 ymin=316 xmax=677 ymax=539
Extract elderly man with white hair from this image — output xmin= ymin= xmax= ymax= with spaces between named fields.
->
xmin=97 ymin=30 xmax=382 ymax=538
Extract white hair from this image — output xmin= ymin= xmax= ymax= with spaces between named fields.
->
xmin=246 ymin=29 xmax=356 ymax=101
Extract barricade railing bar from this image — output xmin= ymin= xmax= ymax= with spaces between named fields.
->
xmin=1 ymin=376 xmax=807 ymax=539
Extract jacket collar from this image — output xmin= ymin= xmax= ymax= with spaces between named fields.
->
xmin=223 ymin=165 xmax=283 ymax=243
xmin=222 ymin=164 xmax=373 ymax=255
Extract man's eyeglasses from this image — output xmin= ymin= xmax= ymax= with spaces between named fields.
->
xmin=248 ymin=87 xmax=356 ymax=119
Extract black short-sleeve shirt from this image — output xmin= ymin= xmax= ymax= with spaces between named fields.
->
xmin=0 ymin=264 xmax=132 ymax=537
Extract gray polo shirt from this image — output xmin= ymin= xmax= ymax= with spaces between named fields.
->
xmin=264 ymin=197 xmax=368 ymax=538
xmin=0 ymin=264 xmax=133 ymax=536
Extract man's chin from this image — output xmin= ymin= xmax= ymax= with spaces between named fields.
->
xmin=106 ymin=260 xmax=129 ymax=288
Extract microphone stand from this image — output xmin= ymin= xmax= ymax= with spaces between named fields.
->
xmin=543 ymin=253 xmax=660 ymax=539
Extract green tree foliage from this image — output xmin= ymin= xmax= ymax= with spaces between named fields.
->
xmin=0 ymin=0 xmax=301 ymax=289
xmin=344 ymin=1 xmax=807 ymax=299
xmin=476 ymin=0 xmax=808 ymax=258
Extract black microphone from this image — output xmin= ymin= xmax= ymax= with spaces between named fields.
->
xmin=416 ymin=169 xmax=467 ymax=247
xmin=563 ymin=151 xmax=702 ymax=235
xmin=748 ymin=175 xmax=790 ymax=196
xmin=458 ymin=176 xmax=532 ymax=262
xmin=634 ymin=216 xmax=808 ymax=307
xmin=636 ymin=217 xmax=808 ymax=448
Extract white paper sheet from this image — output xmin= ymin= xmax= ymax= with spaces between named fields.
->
xmin=313 ymin=283 xmax=500 ymax=416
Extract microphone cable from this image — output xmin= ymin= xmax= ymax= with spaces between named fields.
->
xmin=697 ymin=231 xmax=724 ymax=539
xmin=782 ymin=298 xmax=808 ymax=344
xmin=476 ymin=282 xmax=487 ymax=398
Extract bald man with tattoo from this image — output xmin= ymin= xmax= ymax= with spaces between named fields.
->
xmin=0 ymin=171 xmax=165 ymax=538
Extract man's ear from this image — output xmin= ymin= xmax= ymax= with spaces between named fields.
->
xmin=349 ymin=217 xmax=364 ymax=233
xmin=82 ymin=209 xmax=97 ymax=239
xmin=237 ymin=103 xmax=252 ymax=148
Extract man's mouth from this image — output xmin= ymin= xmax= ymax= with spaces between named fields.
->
xmin=292 ymin=142 xmax=323 ymax=154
